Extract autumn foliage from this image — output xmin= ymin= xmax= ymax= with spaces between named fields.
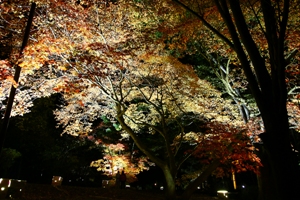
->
xmin=1 ymin=0 xmax=299 ymax=199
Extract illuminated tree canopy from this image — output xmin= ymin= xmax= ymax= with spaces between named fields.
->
xmin=1 ymin=0 xmax=299 ymax=200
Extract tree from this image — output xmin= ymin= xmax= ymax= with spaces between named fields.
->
xmin=1 ymin=94 xmax=105 ymax=183
xmin=1 ymin=0 xmax=158 ymax=185
xmin=163 ymin=0 xmax=300 ymax=199
xmin=0 ymin=1 xmax=262 ymax=199
xmin=53 ymin=46 xmax=260 ymax=199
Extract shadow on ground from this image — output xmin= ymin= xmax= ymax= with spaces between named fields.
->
xmin=6 ymin=183 xmax=218 ymax=200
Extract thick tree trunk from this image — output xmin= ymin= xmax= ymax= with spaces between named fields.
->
xmin=256 ymin=164 xmax=272 ymax=200
xmin=161 ymin=166 xmax=176 ymax=200
xmin=255 ymin=143 xmax=280 ymax=200
xmin=259 ymin=108 xmax=300 ymax=200
xmin=259 ymin=124 xmax=300 ymax=200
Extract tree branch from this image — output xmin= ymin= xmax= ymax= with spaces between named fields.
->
xmin=172 ymin=0 xmax=234 ymax=49
xmin=115 ymin=103 xmax=167 ymax=168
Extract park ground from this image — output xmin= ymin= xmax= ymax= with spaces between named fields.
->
xmin=6 ymin=183 xmax=219 ymax=200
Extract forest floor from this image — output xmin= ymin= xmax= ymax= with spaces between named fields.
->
xmin=4 ymin=183 xmax=221 ymax=200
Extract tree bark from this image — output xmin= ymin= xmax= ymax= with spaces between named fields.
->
xmin=259 ymin=123 xmax=300 ymax=200
xmin=161 ymin=165 xmax=177 ymax=200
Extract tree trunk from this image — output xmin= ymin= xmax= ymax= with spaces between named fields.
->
xmin=259 ymin=123 xmax=300 ymax=200
xmin=161 ymin=166 xmax=176 ymax=200
xmin=255 ymin=143 xmax=278 ymax=200
xmin=250 ymin=89 xmax=300 ymax=198
xmin=226 ymin=0 xmax=300 ymax=198
xmin=179 ymin=159 xmax=221 ymax=200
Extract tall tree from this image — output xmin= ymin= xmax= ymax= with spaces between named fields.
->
xmin=166 ymin=0 xmax=300 ymax=199
xmin=0 ymin=1 xmax=266 ymax=199
xmin=54 ymin=48 xmax=260 ymax=199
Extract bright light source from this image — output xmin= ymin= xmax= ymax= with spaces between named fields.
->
xmin=217 ymin=190 xmax=228 ymax=198
xmin=197 ymin=186 xmax=201 ymax=190
xmin=1 ymin=187 xmax=5 ymax=191
xmin=126 ymin=185 xmax=130 ymax=188
xmin=242 ymin=185 xmax=245 ymax=188
xmin=0 ymin=178 xmax=2 ymax=184
xmin=52 ymin=176 xmax=63 ymax=186
xmin=160 ymin=186 xmax=164 ymax=190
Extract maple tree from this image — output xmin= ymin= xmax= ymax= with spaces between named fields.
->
xmin=28 ymin=1 xmax=261 ymax=195
xmin=0 ymin=1 xmax=273 ymax=199
xmin=53 ymin=46 xmax=260 ymax=199
xmin=1 ymin=0 xmax=158 ymax=186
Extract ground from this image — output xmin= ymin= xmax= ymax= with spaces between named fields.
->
xmin=7 ymin=183 xmax=219 ymax=200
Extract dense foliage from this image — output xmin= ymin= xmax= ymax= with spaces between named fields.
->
xmin=1 ymin=0 xmax=299 ymax=199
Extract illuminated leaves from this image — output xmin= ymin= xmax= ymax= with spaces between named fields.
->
xmin=0 ymin=60 xmax=13 ymax=80
xmin=287 ymin=102 xmax=300 ymax=132
xmin=192 ymin=122 xmax=261 ymax=177
xmin=0 ymin=1 xmax=265 ymax=191
xmin=90 ymin=142 xmax=149 ymax=182
xmin=0 ymin=0 xmax=139 ymax=117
